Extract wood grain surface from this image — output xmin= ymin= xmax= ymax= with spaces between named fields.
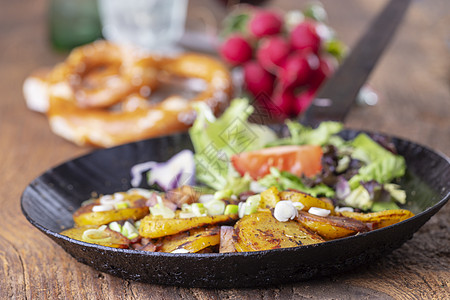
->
xmin=0 ymin=0 xmax=449 ymax=299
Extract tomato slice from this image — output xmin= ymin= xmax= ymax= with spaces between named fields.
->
xmin=230 ymin=145 xmax=323 ymax=180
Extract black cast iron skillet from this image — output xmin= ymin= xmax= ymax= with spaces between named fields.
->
xmin=21 ymin=129 xmax=449 ymax=288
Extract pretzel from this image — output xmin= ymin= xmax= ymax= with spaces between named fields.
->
xmin=25 ymin=41 xmax=159 ymax=110
xmin=23 ymin=41 xmax=233 ymax=147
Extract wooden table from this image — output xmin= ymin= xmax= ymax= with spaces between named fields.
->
xmin=1 ymin=0 xmax=449 ymax=298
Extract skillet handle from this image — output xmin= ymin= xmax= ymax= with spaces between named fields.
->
xmin=299 ymin=0 xmax=412 ymax=127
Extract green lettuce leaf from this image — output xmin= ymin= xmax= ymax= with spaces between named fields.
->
xmin=221 ymin=173 xmax=252 ymax=196
xmin=189 ymin=98 xmax=277 ymax=190
xmin=383 ymin=183 xmax=406 ymax=205
xmin=267 ymin=120 xmax=344 ymax=147
xmin=348 ymin=133 xmax=406 ymax=189
xmin=258 ymin=167 xmax=334 ymax=198
xmin=343 ymin=185 xmax=373 ymax=211
xmin=342 ymin=133 xmax=407 ymax=210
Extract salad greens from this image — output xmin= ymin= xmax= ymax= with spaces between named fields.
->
xmin=189 ymin=98 xmax=277 ymax=191
xmin=257 ymin=167 xmax=334 ymax=198
xmin=342 ymin=133 xmax=406 ymax=211
xmin=349 ymin=133 xmax=406 ymax=187
xmin=268 ymin=120 xmax=345 ymax=147
xmin=154 ymin=98 xmax=408 ymax=212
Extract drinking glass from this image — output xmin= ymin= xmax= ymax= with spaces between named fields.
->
xmin=98 ymin=0 xmax=188 ymax=51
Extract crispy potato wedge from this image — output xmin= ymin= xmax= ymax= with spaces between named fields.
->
xmin=338 ymin=209 xmax=414 ymax=229
xmin=295 ymin=211 xmax=369 ymax=240
xmin=139 ymin=213 xmax=238 ymax=239
xmin=280 ymin=191 xmax=334 ymax=212
xmin=61 ymin=226 xmax=130 ymax=248
xmin=158 ymin=226 xmax=220 ymax=253
xmin=260 ymin=186 xmax=280 ymax=208
xmin=234 ymin=211 xmax=324 ymax=252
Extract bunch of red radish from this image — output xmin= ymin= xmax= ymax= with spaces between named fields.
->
xmin=219 ymin=6 xmax=344 ymax=118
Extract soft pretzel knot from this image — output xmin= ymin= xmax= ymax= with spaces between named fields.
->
xmin=23 ymin=40 xmax=233 ymax=147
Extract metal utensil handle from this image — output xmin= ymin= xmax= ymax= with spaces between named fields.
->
xmin=299 ymin=0 xmax=412 ymax=127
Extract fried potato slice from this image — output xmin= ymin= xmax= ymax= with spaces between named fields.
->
xmin=73 ymin=194 xmax=149 ymax=226
xmin=74 ymin=206 xmax=149 ymax=227
xmin=280 ymin=191 xmax=334 ymax=212
xmin=338 ymin=209 xmax=414 ymax=229
xmin=234 ymin=211 xmax=324 ymax=252
xmin=139 ymin=213 xmax=238 ymax=239
xmin=295 ymin=211 xmax=369 ymax=240
xmin=158 ymin=226 xmax=220 ymax=253
xmin=61 ymin=225 xmax=130 ymax=248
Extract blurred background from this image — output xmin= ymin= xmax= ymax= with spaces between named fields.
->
xmin=1 ymin=0 xmax=448 ymax=151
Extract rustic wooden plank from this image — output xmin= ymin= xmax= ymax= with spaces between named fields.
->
xmin=0 ymin=236 xmax=26 ymax=299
